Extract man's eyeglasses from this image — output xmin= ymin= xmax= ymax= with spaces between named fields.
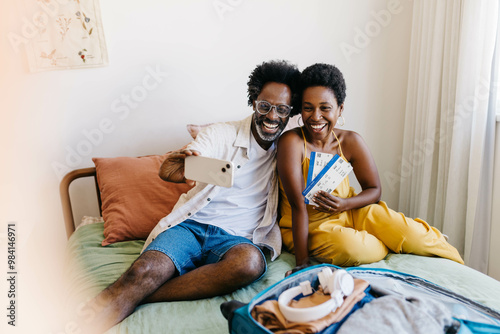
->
xmin=255 ymin=100 xmax=293 ymax=118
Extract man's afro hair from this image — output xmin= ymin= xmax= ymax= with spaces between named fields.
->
xmin=247 ymin=60 xmax=301 ymax=115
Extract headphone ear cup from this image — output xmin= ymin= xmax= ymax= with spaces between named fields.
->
xmin=331 ymin=269 xmax=345 ymax=291
xmin=332 ymin=270 xmax=354 ymax=296
xmin=318 ymin=268 xmax=334 ymax=294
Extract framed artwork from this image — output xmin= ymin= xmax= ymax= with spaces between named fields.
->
xmin=25 ymin=0 xmax=108 ymax=72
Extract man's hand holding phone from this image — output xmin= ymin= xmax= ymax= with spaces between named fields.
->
xmin=159 ymin=149 xmax=200 ymax=186
xmin=160 ymin=149 xmax=234 ymax=188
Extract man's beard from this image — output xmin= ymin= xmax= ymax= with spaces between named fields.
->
xmin=253 ymin=115 xmax=287 ymax=143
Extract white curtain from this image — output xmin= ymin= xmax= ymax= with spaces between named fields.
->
xmin=399 ymin=0 xmax=499 ymax=272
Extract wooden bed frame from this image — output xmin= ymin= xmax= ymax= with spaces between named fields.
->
xmin=59 ymin=167 xmax=102 ymax=239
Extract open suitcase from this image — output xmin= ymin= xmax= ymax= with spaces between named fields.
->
xmin=222 ymin=264 xmax=500 ymax=334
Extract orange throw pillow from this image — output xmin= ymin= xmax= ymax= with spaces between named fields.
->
xmin=93 ymin=154 xmax=193 ymax=246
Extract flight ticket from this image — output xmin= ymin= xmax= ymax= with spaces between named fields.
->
xmin=303 ymin=152 xmax=353 ymax=204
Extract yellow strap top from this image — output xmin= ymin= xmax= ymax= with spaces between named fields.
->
xmin=299 ymin=127 xmax=346 ymax=163
xmin=279 ymin=128 xmax=354 ymax=227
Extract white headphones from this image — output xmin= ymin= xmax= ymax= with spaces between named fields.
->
xmin=278 ymin=268 xmax=354 ymax=323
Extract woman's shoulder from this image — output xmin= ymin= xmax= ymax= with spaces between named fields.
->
xmin=278 ymin=127 xmax=303 ymax=144
xmin=277 ymin=127 xmax=305 ymax=159
xmin=336 ymin=129 xmax=367 ymax=154
xmin=336 ymin=129 xmax=371 ymax=161
xmin=337 ymin=128 xmax=365 ymax=144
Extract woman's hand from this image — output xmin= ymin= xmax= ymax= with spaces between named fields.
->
xmin=285 ymin=262 xmax=313 ymax=277
xmin=312 ymin=191 xmax=347 ymax=215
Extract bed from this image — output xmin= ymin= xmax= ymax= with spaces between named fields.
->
xmin=61 ymin=163 xmax=500 ymax=334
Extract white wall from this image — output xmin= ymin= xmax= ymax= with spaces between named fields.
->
xmin=0 ymin=0 xmax=413 ymax=332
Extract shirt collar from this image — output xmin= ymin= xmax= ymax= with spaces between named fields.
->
xmin=234 ymin=114 xmax=253 ymax=150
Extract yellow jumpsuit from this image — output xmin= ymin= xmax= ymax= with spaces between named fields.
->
xmin=278 ymin=134 xmax=464 ymax=266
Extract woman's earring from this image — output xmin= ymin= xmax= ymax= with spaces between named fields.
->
xmin=337 ymin=115 xmax=345 ymax=127
xmin=298 ymin=115 xmax=304 ymax=127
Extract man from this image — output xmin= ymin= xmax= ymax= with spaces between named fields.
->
xmin=81 ymin=60 xmax=300 ymax=333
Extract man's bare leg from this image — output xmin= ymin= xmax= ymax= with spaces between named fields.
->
xmin=78 ymin=250 xmax=176 ymax=334
xmin=78 ymin=244 xmax=264 ymax=333
xmin=143 ymin=243 xmax=266 ymax=303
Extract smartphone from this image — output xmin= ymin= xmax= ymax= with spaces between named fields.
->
xmin=184 ymin=156 xmax=234 ymax=188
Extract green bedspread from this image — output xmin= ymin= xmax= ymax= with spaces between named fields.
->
xmin=64 ymin=223 xmax=500 ymax=333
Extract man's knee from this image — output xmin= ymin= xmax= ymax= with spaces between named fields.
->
xmin=224 ymin=245 xmax=265 ymax=283
xmin=243 ymin=246 xmax=266 ymax=278
xmin=123 ymin=258 xmax=153 ymax=283
xmin=122 ymin=251 xmax=175 ymax=287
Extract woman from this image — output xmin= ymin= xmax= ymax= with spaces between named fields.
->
xmin=277 ymin=63 xmax=463 ymax=272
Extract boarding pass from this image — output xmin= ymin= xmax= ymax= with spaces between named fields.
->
xmin=303 ymin=152 xmax=353 ymax=204
xmin=307 ymin=152 xmax=335 ymax=186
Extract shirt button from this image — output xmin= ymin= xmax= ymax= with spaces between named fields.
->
xmin=167 ymin=224 xmax=171 ymax=228
xmin=237 ymin=165 xmax=241 ymax=168
xmin=207 ymin=198 xmax=211 ymax=201
xmin=188 ymin=212 xmax=191 ymax=216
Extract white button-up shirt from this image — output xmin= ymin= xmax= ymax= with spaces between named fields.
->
xmin=142 ymin=115 xmax=282 ymax=260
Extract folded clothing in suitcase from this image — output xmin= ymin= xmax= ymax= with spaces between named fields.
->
xmin=222 ymin=264 xmax=500 ymax=334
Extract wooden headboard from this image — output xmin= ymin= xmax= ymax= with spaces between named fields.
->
xmin=59 ymin=167 xmax=102 ymax=239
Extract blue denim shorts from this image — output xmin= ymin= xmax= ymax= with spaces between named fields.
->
xmin=143 ymin=220 xmax=267 ymax=279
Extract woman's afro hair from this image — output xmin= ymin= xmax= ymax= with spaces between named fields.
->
xmin=297 ymin=63 xmax=346 ymax=111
